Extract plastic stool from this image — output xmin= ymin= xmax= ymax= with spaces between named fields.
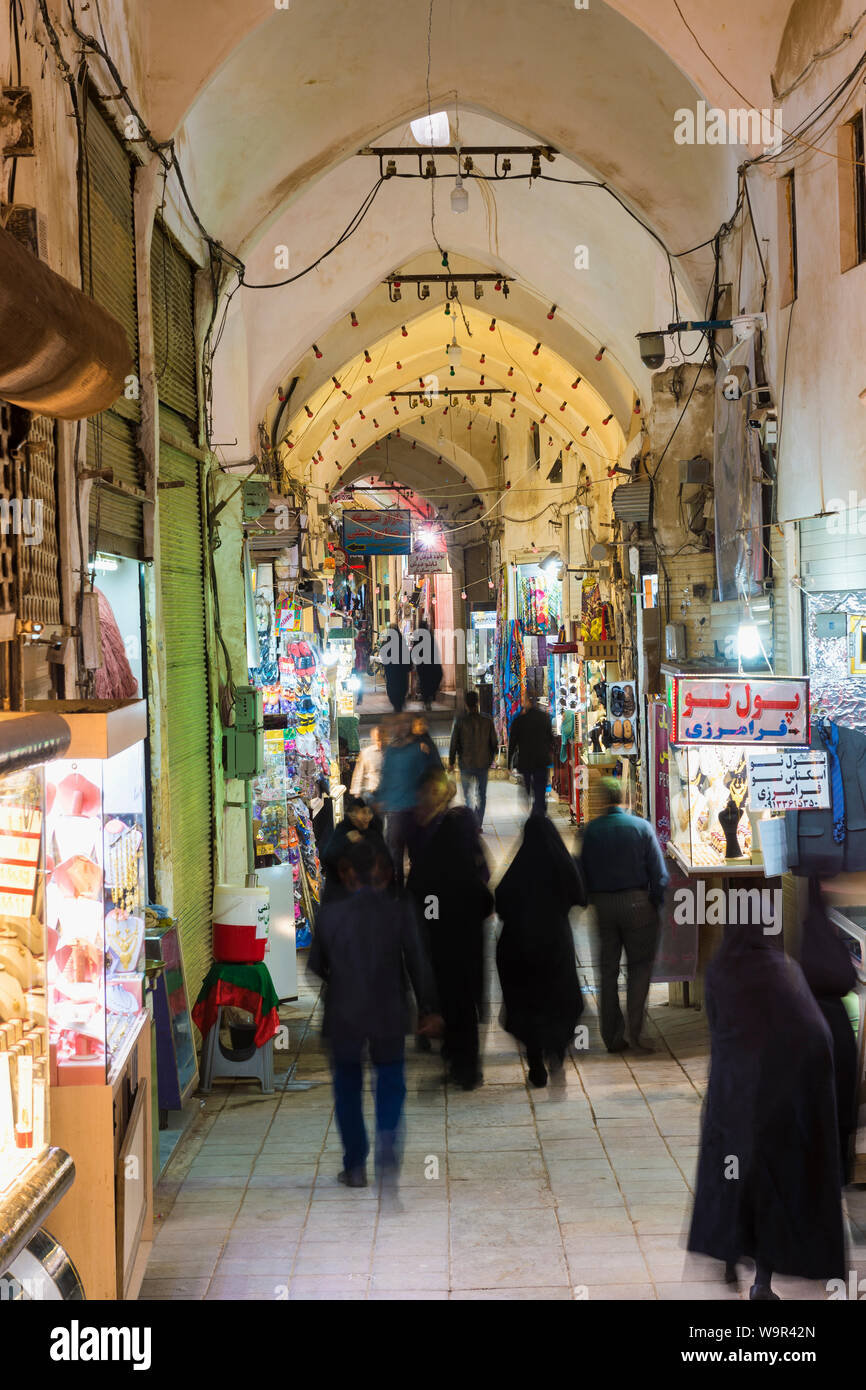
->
xmin=199 ymin=1006 xmax=275 ymax=1094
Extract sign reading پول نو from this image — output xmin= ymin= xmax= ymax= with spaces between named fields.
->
xmin=341 ymin=509 xmax=412 ymax=556
xmin=670 ymin=675 xmax=810 ymax=747
xmin=407 ymin=551 xmax=447 ymax=575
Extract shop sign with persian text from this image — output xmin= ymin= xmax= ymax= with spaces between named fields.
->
xmin=670 ymin=675 xmax=809 ymax=747
xmin=406 ymin=551 xmax=447 ymax=575
xmin=747 ymin=750 xmax=829 ymax=810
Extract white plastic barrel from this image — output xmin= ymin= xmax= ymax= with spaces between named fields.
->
xmin=212 ymin=884 xmax=270 ymax=964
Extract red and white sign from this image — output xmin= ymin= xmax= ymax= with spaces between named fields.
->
xmin=671 ymin=675 xmax=810 ymax=747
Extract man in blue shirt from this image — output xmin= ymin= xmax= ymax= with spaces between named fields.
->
xmin=374 ymin=713 xmax=433 ymax=890
xmin=579 ymin=778 xmax=669 ymax=1053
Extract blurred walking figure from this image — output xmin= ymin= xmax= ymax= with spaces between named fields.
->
xmin=407 ymin=769 xmax=493 ymax=1090
xmin=319 ymin=794 xmax=389 ymax=906
xmin=448 ymin=690 xmax=498 ymax=830
xmin=410 ymin=712 xmax=443 ymax=771
xmin=797 ymin=878 xmax=858 ymax=1185
xmin=495 ymin=816 xmax=585 ymax=1088
xmin=350 ymin=724 xmax=383 ymax=798
xmin=309 ymin=839 xmax=439 ymax=1188
xmin=374 ymin=714 xmax=430 ymax=889
xmin=507 ymin=694 xmax=555 ymax=816
xmin=410 ymin=618 xmax=442 ymax=710
xmin=687 ymin=918 xmax=846 ymax=1300
xmin=579 ymin=778 xmax=668 ymax=1053
xmin=380 ymin=623 xmax=411 ymax=713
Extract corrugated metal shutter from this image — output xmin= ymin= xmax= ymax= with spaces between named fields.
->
xmin=800 ymin=512 xmax=866 ymax=591
xmin=151 ymin=221 xmax=198 ymax=427
xmin=19 ymin=415 xmax=62 ymax=628
xmin=158 ymin=443 xmax=213 ymax=997
xmin=770 ymin=525 xmax=791 ymax=674
xmin=151 ymin=226 xmax=213 ymax=1000
xmin=81 ymin=96 xmax=145 ymax=558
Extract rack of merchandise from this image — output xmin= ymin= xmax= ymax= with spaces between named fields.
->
xmin=0 ymin=712 xmax=80 ymax=1295
xmin=5 ymin=699 xmax=153 ymax=1299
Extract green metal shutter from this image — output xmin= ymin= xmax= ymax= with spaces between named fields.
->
xmin=81 ymin=97 xmax=145 ymax=558
xmin=151 ymin=222 xmax=198 ymax=428
xmin=151 ymin=226 xmax=213 ymax=999
xmin=158 ymin=443 xmax=214 ymax=997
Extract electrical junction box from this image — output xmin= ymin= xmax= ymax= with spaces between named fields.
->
xmin=223 ymin=685 xmax=263 ymax=779
xmin=816 ymin=612 xmax=847 ymax=640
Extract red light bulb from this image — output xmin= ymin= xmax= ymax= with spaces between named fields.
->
xmin=305 ymin=405 xmax=314 ymax=418
xmin=572 ymin=377 xmax=582 ymax=389
xmin=313 ymin=344 xmax=323 ymax=359
xmin=401 ymin=325 xmax=408 ymax=337
xmin=595 ymin=346 xmax=606 ymax=362
xmin=602 ymin=413 xmax=613 ymax=425
xmin=536 ymin=382 xmax=542 ymax=393
xmin=560 ymin=401 xmax=567 ymax=411
xmin=364 ymin=349 xmax=372 ymax=363
xmin=350 ymin=311 xmax=359 ymax=327
xmin=533 ymin=343 xmax=541 ymax=356
xmin=489 ymin=318 xmax=496 ymax=331
xmin=547 ymin=304 xmax=557 ymax=320
xmin=581 ymin=425 xmax=589 ymax=437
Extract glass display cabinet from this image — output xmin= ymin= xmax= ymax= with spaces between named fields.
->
xmin=0 ymin=764 xmax=49 ymax=1194
xmin=43 ymin=741 xmax=146 ymax=1085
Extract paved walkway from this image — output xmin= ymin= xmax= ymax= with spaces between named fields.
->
xmin=141 ymin=780 xmax=866 ymax=1301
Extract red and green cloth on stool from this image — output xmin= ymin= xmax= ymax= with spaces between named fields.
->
xmin=192 ymin=961 xmax=281 ymax=1046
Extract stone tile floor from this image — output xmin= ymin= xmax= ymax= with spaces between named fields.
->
xmin=140 ymin=780 xmax=866 ymax=1301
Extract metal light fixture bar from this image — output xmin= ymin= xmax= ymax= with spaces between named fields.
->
xmin=389 ymin=389 xmax=509 ymax=397
xmin=359 ymin=145 xmax=557 ymax=181
xmin=385 ymin=272 xmax=512 ymax=302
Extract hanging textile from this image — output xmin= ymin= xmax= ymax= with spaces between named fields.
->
xmin=493 ymin=569 xmax=508 ymax=744
xmin=502 ymin=620 xmax=526 ymax=735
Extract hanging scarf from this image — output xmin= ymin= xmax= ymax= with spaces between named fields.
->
xmin=819 ymin=717 xmax=846 ymax=844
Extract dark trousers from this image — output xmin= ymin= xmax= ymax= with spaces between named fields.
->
xmin=460 ymin=766 xmax=489 ymax=826
xmin=332 ymin=1037 xmax=406 ymax=1173
xmin=385 ymin=809 xmax=415 ymax=889
xmin=522 ymin=767 xmax=548 ymax=816
xmin=591 ymin=890 xmax=660 ymax=1049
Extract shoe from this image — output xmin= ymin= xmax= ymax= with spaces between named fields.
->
xmin=606 ymin=1039 xmax=629 ymax=1053
xmin=338 ymin=1167 xmax=367 ymax=1188
xmin=749 ymin=1284 xmax=780 ymax=1301
xmin=528 ymin=1062 xmax=548 ymax=1088
xmin=630 ymin=1038 xmax=656 ymax=1054
xmin=724 ymin=1262 xmax=739 ymax=1286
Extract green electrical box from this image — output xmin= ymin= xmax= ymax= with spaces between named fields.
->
xmin=223 ymin=685 xmax=264 ymax=779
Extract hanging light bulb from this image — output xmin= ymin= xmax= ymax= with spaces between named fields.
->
xmin=533 ymin=343 xmax=541 ymax=356
xmin=507 ymin=366 xmax=514 ymax=377
xmin=510 ymin=408 xmax=516 ymax=418
xmin=547 ymin=304 xmax=557 ymax=320
xmin=359 ymin=409 xmax=366 ymax=420
xmin=540 ymin=414 xmax=548 ymax=424
xmin=560 ymin=401 xmax=567 ymax=412
xmin=489 ymin=318 xmax=497 ymax=332
xmin=479 ymin=353 xmax=486 ymax=365
xmin=572 ymin=377 xmax=582 ymax=389
xmin=602 ymin=413 xmax=613 ymax=426
xmin=510 ymin=392 xmax=516 ymax=403
xmin=595 ymin=345 xmax=607 ymax=362
xmin=536 ymin=382 xmax=542 ymax=393
xmin=350 ymin=311 xmax=359 ymax=327
xmin=451 ymin=173 xmax=469 ymax=214
xmin=480 ymin=375 xmax=485 ymax=386
xmin=313 ymin=344 xmax=323 ymax=359
xmin=401 ymin=324 xmax=408 ymax=337
xmin=364 ymin=349 xmax=372 ymax=363
xmin=581 ymin=425 xmax=590 ymax=437
xmin=488 ymin=578 xmax=495 ymax=590
xmin=446 ymin=329 xmax=462 ymax=369
xmin=305 ymin=405 xmax=314 ymax=419
xmin=460 ymin=589 xmax=467 ymax=600
xmin=634 ymin=398 xmax=642 ymax=414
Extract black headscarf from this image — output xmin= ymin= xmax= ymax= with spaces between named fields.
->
xmin=496 ymin=815 xmax=583 ymax=935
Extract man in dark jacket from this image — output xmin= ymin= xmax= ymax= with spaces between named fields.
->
xmin=375 ymin=714 xmax=434 ymax=889
xmin=449 ymin=690 xmax=499 ymax=829
xmin=579 ymin=777 xmax=669 ymax=1053
xmin=309 ymin=838 xmax=438 ymax=1187
xmin=507 ymin=694 xmax=555 ymax=816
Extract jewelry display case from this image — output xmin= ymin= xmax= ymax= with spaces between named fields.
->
xmin=0 ymin=765 xmax=49 ymax=1194
xmin=668 ymin=744 xmax=758 ymax=870
xmin=44 ymin=739 xmax=146 ymax=1086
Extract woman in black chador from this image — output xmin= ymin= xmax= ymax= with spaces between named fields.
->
xmin=407 ymin=770 xmax=493 ymax=1090
xmin=687 ymin=919 xmax=846 ymax=1300
xmin=495 ymin=816 xmax=585 ymax=1088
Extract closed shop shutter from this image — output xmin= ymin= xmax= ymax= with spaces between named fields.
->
xmin=19 ymin=415 xmax=62 ymax=628
xmin=770 ymin=525 xmax=791 ymax=674
xmin=158 ymin=442 xmax=214 ymax=997
xmin=81 ymin=96 xmax=146 ymax=558
xmin=799 ymin=512 xmax=866 ymax=591
xmin=151 ymin=224 xmax=213 ymax=999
